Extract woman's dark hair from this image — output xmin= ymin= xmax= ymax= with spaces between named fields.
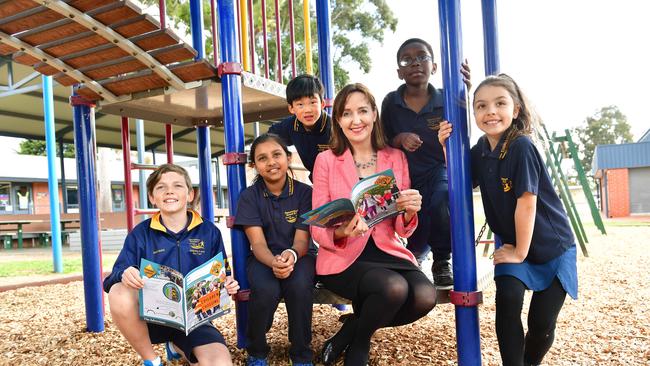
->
xmin=473 ymin=73 xmax=540 ymax=157
xmin=248 ymin=133 xmax=294 ymax=182
xmin=330 ymin=83 xmax=386 ymax=156
xmin=396 ymin=38 xmax=435 ymax=65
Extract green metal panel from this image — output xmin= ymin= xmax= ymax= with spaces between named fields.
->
xmin=563 ymin=129 xmax=607 ymax=234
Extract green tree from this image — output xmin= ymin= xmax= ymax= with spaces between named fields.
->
xmin=573 ymin=105 xmax=633 ymax=173
xmin=18 ymin=140 xmax=75 ymax=158
xmin=141 ymin=0 xmax=397 ymax=89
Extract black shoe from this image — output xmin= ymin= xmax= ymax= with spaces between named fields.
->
xmin=321 ymin=315 xmax=356 ymax=365
xmin=432 ymin=259 xmax=453 ymax=287
xmin=321 ymin=337 xmax=347 ymax=366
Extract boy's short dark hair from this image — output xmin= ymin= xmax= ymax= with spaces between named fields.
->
xmin=286 ymin=74 xmax=324 ymax=105
xmin=396 ymin=38 xmax=435 ymax=64
xmin=146 ymin=163 xmax=193 ymax=200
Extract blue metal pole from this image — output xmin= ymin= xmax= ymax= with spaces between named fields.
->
xmin=135 ymin=119 xmax=148 ymax=215
xmin=197 ymin=127 xmax=215 ymax=221
xmin=71 ymin=92 xmax=104 ymax=332
xmin=481 ymin=0 xmax=500 ymax=75
xmin=438 ymin=0 xmax=481 ymax=364
xmin=217 ymin=0 xmax=250 ymax=348
xmin=42 ymin=75 xmax=63 ymax=273
xmin=315 ymin=0 xmax=334 ymax=114
xmin=190 ymin=0 xmax=215 ymax=222
xmin=189 ymin=0 xmax=205 ymax=60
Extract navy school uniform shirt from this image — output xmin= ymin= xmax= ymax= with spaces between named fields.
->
xmin=471 ymin=134 xmax=575 ymax=264
xmin=268 ymin=112 xmax=331 ymax=181
xmin=234 ymin=176 xmax=317 ymax=256
xmin=103 ymin=210 xmax=226 ymax=292
xmin=381 ymin=84 xmax=446 ymax=190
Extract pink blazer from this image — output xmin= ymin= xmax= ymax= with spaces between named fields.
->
xmin=311 ymin=146 xmax=418 ymax=275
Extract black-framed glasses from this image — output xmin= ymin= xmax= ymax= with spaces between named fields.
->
xmin=398 ymin=55 xmax=433 ymax=67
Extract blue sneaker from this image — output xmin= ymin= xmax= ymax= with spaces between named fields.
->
xmin=165 ymin=341 xmax=182 ymax=361
xmin=246 ymin=356 xmax=269 ymax=366
xmin=142 ymin=358 xmax=161 ymax=366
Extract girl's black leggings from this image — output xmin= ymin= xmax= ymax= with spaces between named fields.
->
xmin=495 ymin=275 xmax=567 ymax=366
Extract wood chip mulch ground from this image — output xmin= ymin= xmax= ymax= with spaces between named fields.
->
xmin=1 ymin=224 xmax=649 ymax=365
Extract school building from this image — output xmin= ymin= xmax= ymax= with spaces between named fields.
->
xmin=592 ymin=129 xmax=650 ymax=217
xmin=0 ymin=144 xmax=309 ymax=220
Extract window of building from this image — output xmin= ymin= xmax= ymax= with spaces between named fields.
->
xmin=66 ymin=186 xmax=79 ymax=210
xmin=0 ymin=182 xmax=11 ymax=214
xmin=112 ymin=184 xmax=125 ymax=212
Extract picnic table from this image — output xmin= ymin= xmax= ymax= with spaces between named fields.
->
xmin=0 ymin=219 xmax=44 ymax=249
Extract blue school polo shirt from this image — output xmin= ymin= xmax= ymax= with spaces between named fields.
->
xmin=471 ymin=134 xmax=575 ymax=264
xmin=381 ymin=84 xmax=446 ymax=190
xmin=103 ymin=210 xmax=226 ymax=292
xmin=234 ymin=176 xmax=316 ymax=256
xmin=268 ymin=112 xmax=331 ymax=181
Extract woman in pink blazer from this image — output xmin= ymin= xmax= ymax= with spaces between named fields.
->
xmin=312 ymin=83 xmax=436 ymax=366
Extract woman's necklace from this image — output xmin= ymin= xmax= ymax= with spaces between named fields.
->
xmin=354 ymin=152 xmax=377 ymax=170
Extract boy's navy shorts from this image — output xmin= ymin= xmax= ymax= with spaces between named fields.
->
xmin=147 ymin=322 xmax=226 ymax=363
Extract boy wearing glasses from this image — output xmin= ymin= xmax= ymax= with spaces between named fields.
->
xmin=269 ymin=74 xmax=332 ymax=182
xmin=380 ymin=38 xmax=470 ymax=287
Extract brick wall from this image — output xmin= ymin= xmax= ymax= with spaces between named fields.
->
xmin=606 ymin=168 xmax=629 ymax=217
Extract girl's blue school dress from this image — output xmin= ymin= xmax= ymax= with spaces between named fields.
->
xmin=234 ymin=176 xmax=316 ymax=364
xmin=471 ymin=134 xmax=578 ymax=299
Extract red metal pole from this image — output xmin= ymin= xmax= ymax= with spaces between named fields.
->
xmin=158 ymin=0 xmax=166 ymax=28
xmin=210 ymin=0 xmax=220 ymax=64
xmin=248 ymin=0 xmax=256 ymax=74
xmin=274 ymin=0 xmax=282 ymax=82
xmin=261 ymin=0 xmax=269 ymax=79
xmin=165 ymin=124 xmax=173 ymax=163
xmin=288 ymin=0 xmax=296 ymax=77
xmin=121 ymin=117 xmax=134 ymax=232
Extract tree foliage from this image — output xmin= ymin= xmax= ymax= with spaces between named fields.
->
xmin=140 ymin=0 xmax=396 ymax=89
xmin=18 ymin=140 xmax=76 ymax=158
xmin=573 ymin=105 xmax=633 ymax=173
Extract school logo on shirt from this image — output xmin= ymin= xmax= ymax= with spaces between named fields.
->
xmin=189 ymin=239 xmax=205 ymax=256
xmin=427 ymin=116 xmax=443 ymax=131
xmin=284 ymin=209 xmax=298 ymax=223
xmin=501 ymin=177 xmax=512 ymax=192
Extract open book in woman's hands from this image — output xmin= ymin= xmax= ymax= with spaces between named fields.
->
xmin=301 ymin=169 xmax=403 ymax=228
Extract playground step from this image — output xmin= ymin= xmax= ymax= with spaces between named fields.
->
xmin=69 ymin=229 xmax=127 ymax=252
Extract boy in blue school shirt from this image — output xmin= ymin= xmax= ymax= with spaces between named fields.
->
xmin=380 ymin=38 xmax=470 ymax=286
xmin=268 ymin=74 xmax=332 ymax=182
xmin=103 ymin=164 xmax=239 ymax=366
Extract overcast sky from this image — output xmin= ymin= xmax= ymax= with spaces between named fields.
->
xmin=348 ymin=0 xmax=650 ymax=142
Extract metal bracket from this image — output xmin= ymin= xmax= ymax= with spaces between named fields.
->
xmin=222 ymin=152 xmax=248 ymax=165
xmin=217 ymin=62 xmax=243 ymax=77
xmin=449 ymin=290 xmax=483 ymax=307
xmin=69 ymin=95 xmax=96 ymax=108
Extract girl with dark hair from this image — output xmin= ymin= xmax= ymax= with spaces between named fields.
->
xmin=234 ymin=133 xmax=316 ymax=366
xmin=439 ymin=74 xmax=578 ymax=366
xmin=312 ymin=83 xmax=436 ymax=366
